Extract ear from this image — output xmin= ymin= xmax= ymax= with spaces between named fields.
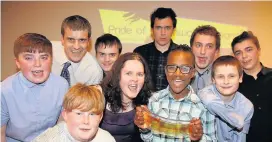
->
xmin=99 ymin=113 xmax=103 ymax=123
xmin=62 ymin=109 xmax=68 ymax=122
xmin=212 ymin=77 xmax=216 ymax=84
xmin=189 ymin=68 xmax=196 ymax=79
xmin=239 ymin=74 xmax=243 ymax=83
xmin=15 ymin=58 xmax=21 ymax=69
xmin=61 ymin=36 xmax=65 ymax=46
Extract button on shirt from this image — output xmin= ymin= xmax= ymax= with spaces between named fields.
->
xmin=1 ymin=72 xmax=68 ymax=141
xmin=198 ymin=85 xmax=254 ymax=142
xmin=134 ymin=41 xmax=177 ymax=91
xmin=141 ymin=85 xmax=216 ymax=142
xmin=238 ymin=65 xmax=272 ymax=142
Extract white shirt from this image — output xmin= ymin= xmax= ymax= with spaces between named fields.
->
xmin=51 ymin=41 xmax=103 ymax=86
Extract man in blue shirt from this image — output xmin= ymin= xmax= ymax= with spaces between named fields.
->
xmin=1 ymin=33 xmax=68 ymax=142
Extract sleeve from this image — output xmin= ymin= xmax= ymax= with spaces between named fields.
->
xmin=242 ymin=106 xmax=254 ymax=133
xmin=140 ymin=99 xmax=153 ymax=142
xmin=198 ymin=89 xmax=244 ymax=129
xmin=198 ymin=108 xmax=217 ymax=142
xmin=1 ymin=91 xmax=9 ymax=127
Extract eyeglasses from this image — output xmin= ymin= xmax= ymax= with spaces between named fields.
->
xmin=165 ymin=65 xmax=193 ymax=74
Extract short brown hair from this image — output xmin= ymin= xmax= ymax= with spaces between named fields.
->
xmin=14 ymin=33 xmax=52 ymax=58
xmin=212 ymin=55 xmax=243 ymax=78
xmin=61 ymin=15 xmax=92 ymax=38
xmin=231 ymin=31 xmax=260 ymax=52
xmin=190 ymin=25 xmax=221 ymax=50
xmin=63 ymin=83 xmax=105 ymax=114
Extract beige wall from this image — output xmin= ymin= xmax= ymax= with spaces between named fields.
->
xmin=2 ymin=1 xmax=272 ymax=80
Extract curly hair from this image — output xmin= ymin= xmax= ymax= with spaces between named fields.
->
xmin=101 ymin=52 xmax=154 ymax=113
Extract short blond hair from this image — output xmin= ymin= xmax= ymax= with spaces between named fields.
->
xmin=63 ymin=83 xmax=105 ymax=114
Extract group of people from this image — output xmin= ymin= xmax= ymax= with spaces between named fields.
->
xmin=1 ymin=7 xmax=272 ymax=142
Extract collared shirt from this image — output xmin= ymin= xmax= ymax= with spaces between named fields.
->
xmin=198 ymin=85 xmax=254 ymax=142
xmin=141 ymin=85 xmax=216 ymax=142
xmin=1 ymin=72 xmax=68 ymax=142
xmin=134 ymin=41 xmax=178 ymax=91
xmin=51 ymin=41 xmax=103 ymax=87
xmin=191 ymin=64 xmax=212 ymax=94
xmin=32 ymin=122 xmax=116 ymax=142
xmin=238 ymin=64 xmax=272 ymax=142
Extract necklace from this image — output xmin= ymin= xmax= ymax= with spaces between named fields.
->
xmin=122 ymin=101 xmax=133 ymax=110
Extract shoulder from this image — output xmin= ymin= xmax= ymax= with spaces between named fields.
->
xmin=198 ymin=85 xmax=218 ymax=102
xmin=149 ymin=88 xmax=169 ymax=103
xmin=1 ymin=73 xmax=21 ymax=95
xmin=94 ymin=128 xmax=116 ymax=142
xmin=82 ymin=53 xmax=103 ymax=72
xmin=47 ymin=73 xmax=68 ymax=87
xmin=32 ymin=123 xmax=62 ymax=142
xmin=134 ymin=42 xmax=153 ymax=52
xmin=236 ymin=92 xmax=254 ymax=110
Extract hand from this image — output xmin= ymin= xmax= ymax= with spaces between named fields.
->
xmin=134 ymin=105 xmax=149 ymax=129
xmin=189 ymin=118 xmax=203 ymax=141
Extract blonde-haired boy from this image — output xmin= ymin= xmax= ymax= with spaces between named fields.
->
xmin=33 ymin=83 xmax=115 ymax=142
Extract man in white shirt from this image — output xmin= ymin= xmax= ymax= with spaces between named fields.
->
xmin=52 ymin=15 xmax=103 ymax=87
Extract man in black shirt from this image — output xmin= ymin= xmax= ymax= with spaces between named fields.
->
xmin=134 ymin=7 xmax=178 ymax=91
xmin=232 ymin=31 xmax=272 ymax=142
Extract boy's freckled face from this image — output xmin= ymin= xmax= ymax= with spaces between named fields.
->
xmin=212 ymin=65 xmax=242 ymax=97
xmin=62 ymin=109 xmax=103 ymax=142
xmin=15 ymin=52 xmax=52 ymax=84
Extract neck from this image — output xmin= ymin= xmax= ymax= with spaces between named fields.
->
xmin=195 ymin=65 xmax=209 ymax=74
xmin=244 ymin=62 xmax=262 ymax=79
xmin=155 ymin=41 xmax=171 ymax=53
xmin=170 ymin=86 xmax=190 ymax=100
xmin=221 ymin=94 xmax=235 ymax=103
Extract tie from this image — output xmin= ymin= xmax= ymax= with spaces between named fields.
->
xmin=60 ymin=62 xmax=71 ymax=87
xmin=197 ymin=72 xmax=205 ymax=92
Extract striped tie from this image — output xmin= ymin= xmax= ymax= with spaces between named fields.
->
xmin=60 ymin=62 xmax=71 ymax=87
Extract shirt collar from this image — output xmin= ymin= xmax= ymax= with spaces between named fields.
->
xmin=152 ymin=40 xmax=176 ymax=52
xmin=166 ymin=85 xmax=200 ymax=103
xmin=19 ymin=71 xmax=46 ymax=88
xmin=197 ymin=63 xmax=212 ymax=75
xmin=212 ymin=84 xmax=238 ymax=108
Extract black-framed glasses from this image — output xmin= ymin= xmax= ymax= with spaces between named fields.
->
xmin=165 ymin=65 xmax=193 ymax=74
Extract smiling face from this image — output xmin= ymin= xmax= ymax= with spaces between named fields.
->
xmin=165 ymin=51 xmax=195 ymax=99
xmin=233 ymin=39 xmax=261 ymax=72
xmin=96 ymin=44 xmax=120 ymax=72
xmin=152 ymin=17 xmax=175 ymax=48
xmin=119 ymin=60 xmax=145 ymax=102
xmin=15 ymin=51 xmax=52 ymax=84
xmin=61 ymin=28 xmax=90 ymax=63
xmin=212 ymin=65 xmax=242 ymax=100
xmin=191 ymin=34 xmax=219 ymax=71
xmin=62 ymin=109 xmax=103 ymax=142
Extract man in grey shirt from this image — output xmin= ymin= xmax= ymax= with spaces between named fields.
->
xmin=190 ymin=25 xmax=221 ymax=93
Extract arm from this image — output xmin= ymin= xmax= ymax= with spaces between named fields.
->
xmin=138 ymin=103 xmax=153 ymax=142
xmin=1 ymin=92 xmax=9 ymax=142
xmin=199 ymin=89 xmax=244 ymax=129
xmin=198 ymin=108 xmax=217 ymax=142
xmin=1 ymin=126 xmax=6 ymax=142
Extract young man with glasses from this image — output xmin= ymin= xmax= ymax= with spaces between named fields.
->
xmin=134 ymin=7 xmax=178 ymax=91
xmin=134 ymin=44 xmax=216 ymax=142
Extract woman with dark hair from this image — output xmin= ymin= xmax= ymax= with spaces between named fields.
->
xmin=100 ymin=52 xmax=154 ymax=142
